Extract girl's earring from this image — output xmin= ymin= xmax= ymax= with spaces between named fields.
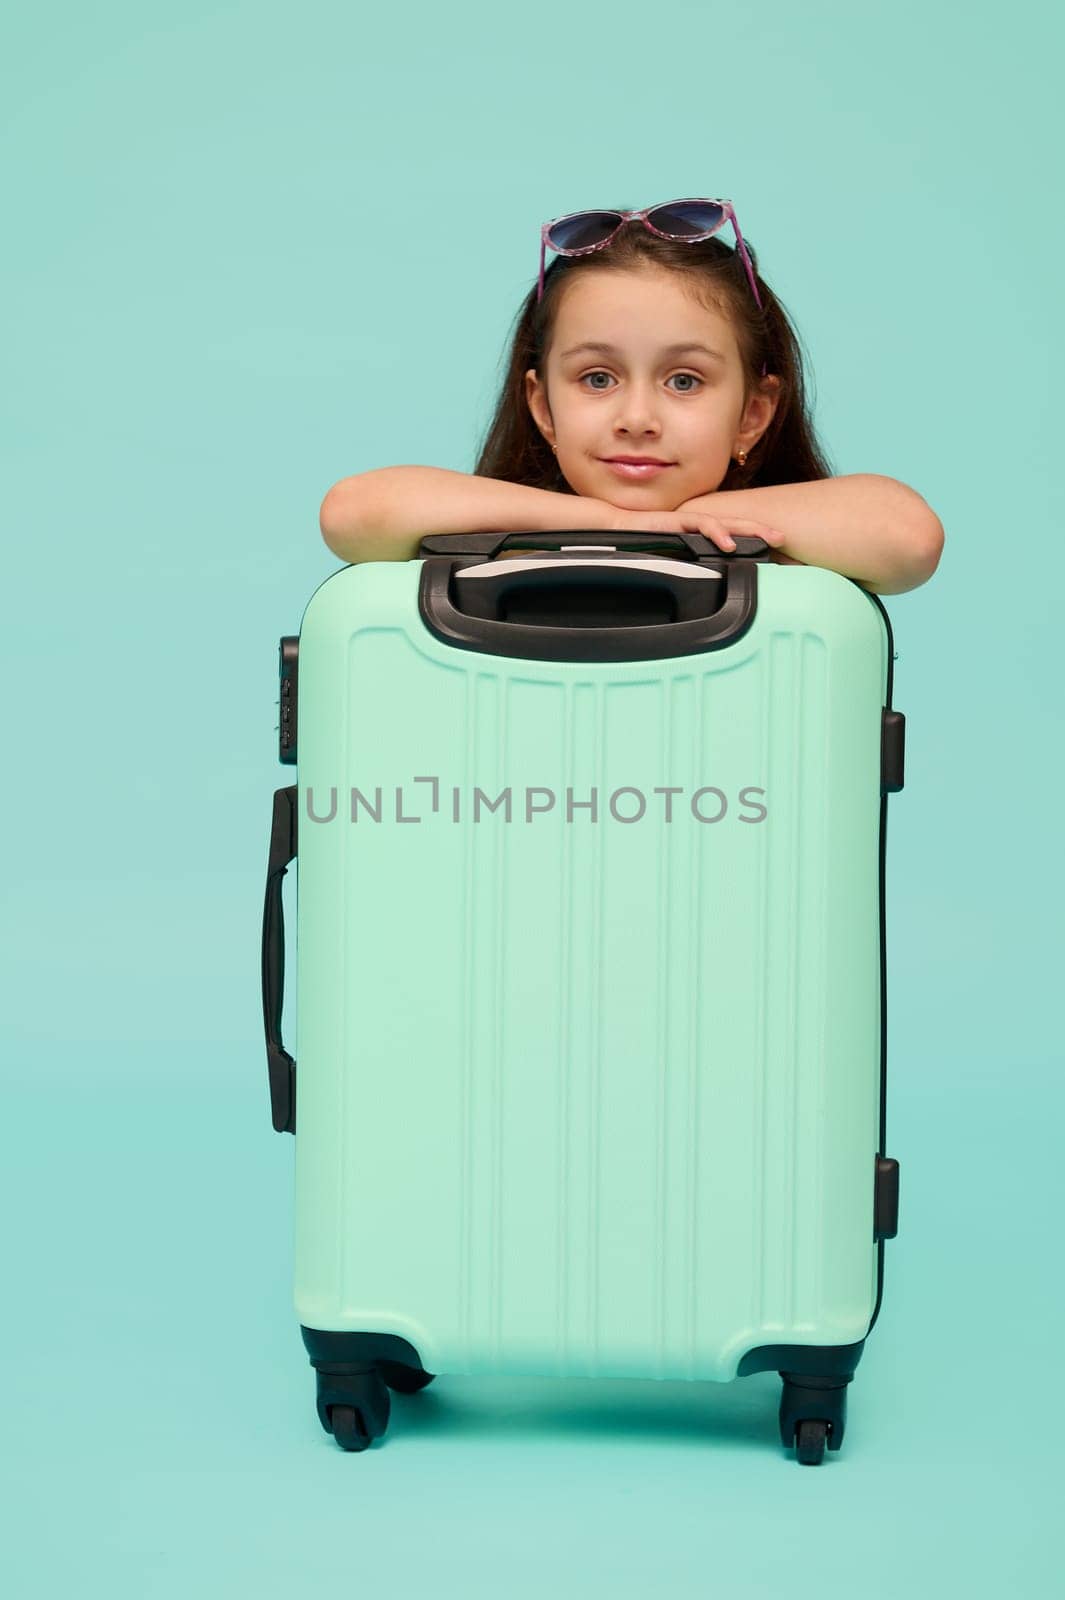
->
xmin=551 ymin=443 xmax=558 ymax=454
xmin=735 ymin=448 xmax=748 ymax=466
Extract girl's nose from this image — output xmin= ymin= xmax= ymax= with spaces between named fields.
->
xmin=613 ymin=386 xmax=662 ymax=435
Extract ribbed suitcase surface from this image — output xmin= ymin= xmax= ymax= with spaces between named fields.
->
xmin=292 ymin=560 xmax=888 ymax=1382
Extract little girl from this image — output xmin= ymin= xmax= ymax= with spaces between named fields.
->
xmin=319 ymin=198 xmax=943 ymax=595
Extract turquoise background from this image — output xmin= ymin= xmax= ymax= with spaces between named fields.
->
xmin=2 ymin=0 xmax=1060 ymax=1593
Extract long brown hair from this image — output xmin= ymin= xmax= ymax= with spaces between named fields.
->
xmin=473 ymin=221 xmax=835 ymax=495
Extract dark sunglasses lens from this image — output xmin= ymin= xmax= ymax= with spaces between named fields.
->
xmin=648 ymin=201 xmax=725 ymax=238
xmin=547 ymin=211 xmax=621 ymax=252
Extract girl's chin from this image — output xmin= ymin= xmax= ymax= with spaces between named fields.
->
xmin=571 ymin=473 xmax=682 ymax=507
xmin=599 ymin=488 xmax=685 ymax=511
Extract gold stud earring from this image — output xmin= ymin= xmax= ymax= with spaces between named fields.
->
xmin=735 ymin=448 xmax=748 ymax=466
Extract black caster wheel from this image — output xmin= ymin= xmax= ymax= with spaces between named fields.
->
xmin=330 ymin=1404 xmax=372 ymax=1452
xmin=778 ymin=1371 xmax=848 ymax=1463
xmin=377 ymin=1360 xmax=436 ymax=1394
xmin=794 ymin=1419 xmax=828 ymax=1466
xmin=317 ymin=1367 xmax=391 ymax=1451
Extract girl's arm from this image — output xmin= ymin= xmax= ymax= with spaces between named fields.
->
xmin=319 ymin=466 xmax=618 ymax=563
xmin=686 ymin=474 xmax=944 ymax=594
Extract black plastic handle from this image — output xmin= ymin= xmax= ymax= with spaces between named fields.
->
xmin=418 ymin=551 xmax=761 ymax=663
xmin=262 ymin=785 xmax=297 ymax=1134
xmin=453 ymin=552 xmax=725 ymax=627
xmin=417 ymin=528 xmax=772 ymax=561
xmin=415 ymin=528 xmax=769 ymax=662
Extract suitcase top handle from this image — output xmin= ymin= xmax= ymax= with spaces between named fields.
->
xmin=417 ymin=528 xmax=773 ymax=562
xmin=455 ymin=554 xmax=722 ymax=581
xmin=418 ymin=543 xmax=760 ymax=664
xmin=451 ymin=554 xmax=726 ymax=631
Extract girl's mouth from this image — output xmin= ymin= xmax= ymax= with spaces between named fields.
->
xmin=600 ymin=459 xmax=674 ymax=480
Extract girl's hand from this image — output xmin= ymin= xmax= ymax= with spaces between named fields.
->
xmin=600 ymin=499 xmax=787 ymax=554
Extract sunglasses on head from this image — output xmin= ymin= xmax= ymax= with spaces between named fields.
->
xmin=538 ymin=198 xmax=767 ymax=377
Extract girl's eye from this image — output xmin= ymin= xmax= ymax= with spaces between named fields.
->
xmin=579 ymin=370 xmax=703 ymax=393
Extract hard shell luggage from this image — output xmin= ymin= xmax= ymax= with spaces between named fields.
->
xmin=262 ymin=530 xmax=904 ymax=1466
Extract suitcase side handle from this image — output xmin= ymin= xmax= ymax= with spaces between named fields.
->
xmin=262 ymin=785 xmax=297 ymax=1134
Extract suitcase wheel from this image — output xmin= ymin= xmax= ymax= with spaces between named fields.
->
xmin=778 ymin=1372 xmax=849 ymax=1465
xmin=317 ymin=1367 xmax=392 ymax=1452
xmin=329 ymin=1404 xmax=373 ymax=1453
xmin=794 ymin=1419 xmax=829 ymax=1466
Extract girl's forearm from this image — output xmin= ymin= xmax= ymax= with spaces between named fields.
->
xmin=319 ymin=466 xmax=614 ymax=563
xmin=706 ymin=473 xmax=944 ymax=594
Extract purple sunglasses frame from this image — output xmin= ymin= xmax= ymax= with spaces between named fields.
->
xmin=538 ymin=197 xmax=768 ymax=377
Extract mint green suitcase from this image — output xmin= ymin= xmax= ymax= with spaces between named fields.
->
xmin=262 ymin=531 xmax=904 ymax=1465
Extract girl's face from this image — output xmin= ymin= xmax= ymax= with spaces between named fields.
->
xmin=525 ymin=265 xmax=780 ymax=508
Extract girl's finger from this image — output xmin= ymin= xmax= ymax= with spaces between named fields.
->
xmin=700 ymin=519 xmax=736 ymax=551
xmin=717 ymin=519 xmax=785 ymax=547
xmin=706 ymin=516 xmax=785 ymax=544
